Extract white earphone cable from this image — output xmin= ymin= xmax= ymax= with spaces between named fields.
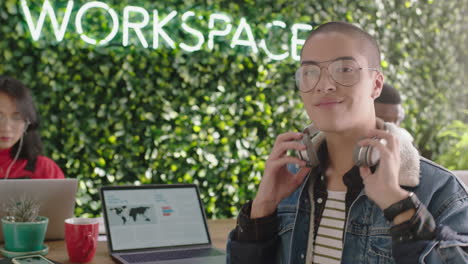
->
xmin=4 ymin=135 xmax=23 ymax=180
xmin=4 ymin=121 xmax=28 ymax=180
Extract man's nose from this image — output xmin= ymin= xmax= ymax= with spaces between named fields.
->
xmin=315 ymin=68 xmax=337 ymax=94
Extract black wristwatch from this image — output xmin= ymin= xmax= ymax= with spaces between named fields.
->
xmin=383 ymin=192 xmax=420 ymax=222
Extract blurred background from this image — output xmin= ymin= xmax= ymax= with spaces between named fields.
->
xmin=0 ymin=0 xmax=466 ymax=218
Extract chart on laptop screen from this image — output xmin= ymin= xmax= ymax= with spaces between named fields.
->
xmin=103 ymin=188 xmax=209 ymax=251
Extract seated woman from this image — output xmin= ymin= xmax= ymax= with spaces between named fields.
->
xmin=0 ymin=76 xmax=64 ymax=179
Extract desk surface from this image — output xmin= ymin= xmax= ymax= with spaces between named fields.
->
xmin=43 ymin=218 xmax=235 ymax=264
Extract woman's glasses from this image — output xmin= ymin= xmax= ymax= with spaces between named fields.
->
xmin=0 ymin=113 xmax=28 ymax=129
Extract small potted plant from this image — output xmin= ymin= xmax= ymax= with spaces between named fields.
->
xmin=1 ymin=196 xmax=48 ymax=253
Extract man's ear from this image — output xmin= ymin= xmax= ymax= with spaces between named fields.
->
xmin=371 ymin=71 xmax=384 ymax=99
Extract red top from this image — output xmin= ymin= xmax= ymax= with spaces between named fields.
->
xmin=0 ymin=148 xmax=65 ymax=179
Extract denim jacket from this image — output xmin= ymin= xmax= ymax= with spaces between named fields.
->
xmin=226 ymin=124 xmax=468 ymax=264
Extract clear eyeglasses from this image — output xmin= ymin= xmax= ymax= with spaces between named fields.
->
xmin=0 ymin=113 xmax=28 ymax=129
xmin=295 ymin=58 xmax=379 ymax=92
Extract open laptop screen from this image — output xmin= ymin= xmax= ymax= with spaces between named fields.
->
xmin=0 ymin=179 xmax=78 ymax=241
xmin=102 ymin=185 xmax=210 ymax=251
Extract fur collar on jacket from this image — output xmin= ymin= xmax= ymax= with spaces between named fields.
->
xmin=385 ymin=122 xmax=420 ymax=187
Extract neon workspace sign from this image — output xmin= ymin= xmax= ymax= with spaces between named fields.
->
xmin=20 ymin=0 xmax=313 ymax=61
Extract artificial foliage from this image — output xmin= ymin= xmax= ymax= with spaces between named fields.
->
xmin=0 ymin=0 xmax=466 ymax=218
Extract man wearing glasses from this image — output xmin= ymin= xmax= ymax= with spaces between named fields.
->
xmin=226 ymin=22 xmax=468 ymax=264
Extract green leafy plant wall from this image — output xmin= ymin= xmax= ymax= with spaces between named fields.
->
xmin=0 ymin=0 xmax=466 ymax=218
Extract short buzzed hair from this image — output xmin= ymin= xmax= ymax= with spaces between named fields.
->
xmin=375 ymin=83 xmax=401 ymax=104
xmin=302 ymin=21 xmax=381 ymax=69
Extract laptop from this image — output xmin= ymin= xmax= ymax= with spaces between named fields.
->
xmin=100 ymin=184 xmax=226 ymax=264
xmin=0 ymin=179 xmax=78 ymax=241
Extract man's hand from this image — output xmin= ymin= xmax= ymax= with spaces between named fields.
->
xmin=358 ymin=129 xmax=409 ymax=211
xmin=251 ymin=132 xmax=311 ymax=219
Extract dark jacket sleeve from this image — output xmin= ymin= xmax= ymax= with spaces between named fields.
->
xmin=392 ymin=223 xmax=468 ymax=264
xmin=226 ymin=201 xmax=280 ymax=264
xmin=391 ymin=189 xmax=468 ymax=263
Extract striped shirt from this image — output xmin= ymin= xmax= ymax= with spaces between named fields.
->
xmin=312 ymin=190 xmax=346 ymax=264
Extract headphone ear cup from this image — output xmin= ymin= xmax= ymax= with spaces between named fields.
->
xmin=353 ymin=144 xmax=380 ymax=167
xmin=296 ymin=124 xmax=321 ymax=167
xmin=353 ymin=145 xmax=365 ymax=166
xmin=354 ymin=121 xmax=387 ymax=167
xmin=297 ymin=136 xmax=310 ymax=163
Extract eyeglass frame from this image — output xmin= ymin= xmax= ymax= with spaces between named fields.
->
xmin=295 ymin=56 xmax=380 ymax=93
xmin=0 ymin=113 xmax=29 ymax=129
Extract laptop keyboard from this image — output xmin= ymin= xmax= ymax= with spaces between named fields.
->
xmin=120 ymin=248 xmax=224 ymax=263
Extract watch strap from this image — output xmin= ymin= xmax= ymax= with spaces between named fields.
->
xmin=383 ymin=192 xmax=420 ymax=222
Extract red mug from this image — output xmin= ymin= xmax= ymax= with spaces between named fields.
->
xmin=65 ymin=218 xmax=99 ymax=263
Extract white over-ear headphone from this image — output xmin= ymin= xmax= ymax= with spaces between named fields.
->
xmin=297 ymin=120 xmax=387 ymax=168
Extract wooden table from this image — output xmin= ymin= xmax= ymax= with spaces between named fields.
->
xmin=44 ymin=219 xmax=236 ymax=264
